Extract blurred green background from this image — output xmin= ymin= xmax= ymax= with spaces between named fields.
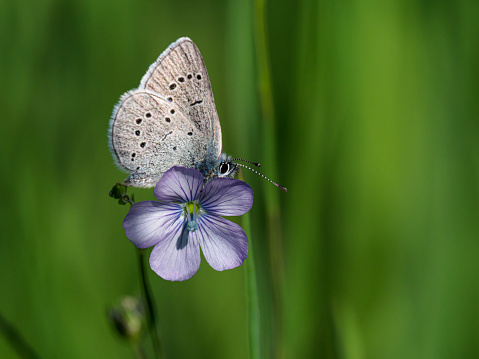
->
xmin=1 ymin=0 xmax=478 ymax=358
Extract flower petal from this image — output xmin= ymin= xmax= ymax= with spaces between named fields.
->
xmin=199 ymin=178 xmax=253 ymax=216
xmin=123 ymin=201 xmax=182 ymax=249
xmin=192 ymin=214 xmax=248 ymax=271
xmin=154 ymin=166 xmax=204 ymax=203
xmin=149 ymin=223 xmax=201 ymax=281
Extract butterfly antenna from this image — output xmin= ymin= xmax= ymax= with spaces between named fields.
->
xmin=236 ymin=163 xmax=287 ymax=192
xmin=232 ymin=158 xmax=261 ymax=167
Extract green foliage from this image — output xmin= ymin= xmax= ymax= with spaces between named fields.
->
xmin=1 ymin=0 xmax=479 ymax=358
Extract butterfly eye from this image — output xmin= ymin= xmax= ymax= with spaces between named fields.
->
xmin=220 ymin=162 xmax=230 ymax=175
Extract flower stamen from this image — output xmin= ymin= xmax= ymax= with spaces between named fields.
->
xmin=184 ymin=201 xmax=200 ymax=232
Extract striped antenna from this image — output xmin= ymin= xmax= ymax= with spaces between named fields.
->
xmin=231 ymin=158 xmax=261 ymax=167
xmin=236 ymin=163 xmax=287 ymax=192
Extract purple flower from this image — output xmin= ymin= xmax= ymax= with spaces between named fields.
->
xmin=123 ymin=166 xmax=254 ymax=281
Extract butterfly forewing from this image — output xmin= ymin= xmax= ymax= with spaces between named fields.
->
xmin=109 ymin=89 xmax=208 ymax=187
xmin=139 ymin=37 xmax=222 ymax=163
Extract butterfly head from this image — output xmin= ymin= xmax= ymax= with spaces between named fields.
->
xmin=201 ymin=154 xmax=287 ymax=192
xmin=202 ymin=153 xmax=238 ymax=184
xmin=216 ymin=158 xmax=238 ymax=178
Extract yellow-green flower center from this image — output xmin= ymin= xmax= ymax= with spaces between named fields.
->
xmin=187 ymin=202 xmax=196 ymax=215
xmin=184 ymin=200 xmax=201 ymax=232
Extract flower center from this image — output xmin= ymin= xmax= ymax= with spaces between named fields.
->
xmin=183 ymin=200 xmax=202 ymax=232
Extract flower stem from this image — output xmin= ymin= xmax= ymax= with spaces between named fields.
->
xmin=137 ymin=249 xmax=163 ymax=358
xmin=0 ymin=312 xmax=40 ymax=359
xmin=134 ymin=342 xmax=148 ymax=359
xmin=125 ymin=193 xmax=163 ymax=358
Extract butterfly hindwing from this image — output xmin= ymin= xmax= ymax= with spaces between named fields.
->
xmin=109 ymin=89 xmax=208 ymax=187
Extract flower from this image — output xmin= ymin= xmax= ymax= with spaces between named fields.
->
xmin=123 ymin=166 xmax=254 ymax=281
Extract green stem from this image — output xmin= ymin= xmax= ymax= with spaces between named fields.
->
xmin=0 ymin=312 xmax=40 ymax=359
xmin=253 ymin=0 xmax=285 ymax=358
xmin=126 ymin=193 xmax=163 ymax=358
xmin=137 ymin=249 xmax=163 ymax=359
xmin=134 ymin=342 xmax=148 ymax=359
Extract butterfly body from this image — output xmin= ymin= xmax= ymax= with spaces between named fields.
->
xmin=109 ymin=37 xmax=237 ymax=188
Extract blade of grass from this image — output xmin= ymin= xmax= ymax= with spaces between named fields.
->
xmin=253 ymin=0 xmax=285 ymax=358
xmin=242 ymin=192 xmax=262 ymax=359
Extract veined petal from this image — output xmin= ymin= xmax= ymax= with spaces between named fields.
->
xmin=154 ymin=167 xmax=203 ymax=203
xmin=199 ymin=178 xmax=254 ymax=216
xmin=123 ymin=201 xmax=182 ymax=249
xmin=193 ymin=214 xmax=248 ymax=271
xmin=149 ymin=223 xmax=201 ymax=281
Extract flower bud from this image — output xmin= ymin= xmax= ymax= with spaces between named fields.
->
xmin=107 ymin=296 xmax=146 ymax=342
xmin=109 ymin=183 xmax=134 ymax=205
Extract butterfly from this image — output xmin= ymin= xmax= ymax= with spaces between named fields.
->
xmin=109 ymin=37 xmax=286 ymax=191
xmin=108 ymin=37 xmax=239 ymax=188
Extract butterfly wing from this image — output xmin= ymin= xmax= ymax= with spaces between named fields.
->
xmin=109 ymin=89 xmax=208 ymax=187
xmin=139 ymin=37 xmax=222 ymax=164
